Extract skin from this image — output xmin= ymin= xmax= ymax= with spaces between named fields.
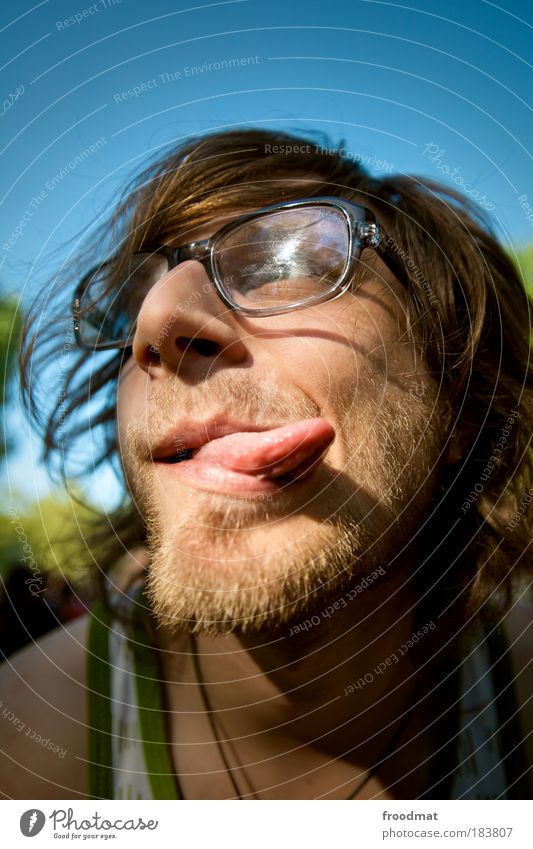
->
xmin=1 ymin=209 xmax=532 ymax=799
xmin=119 ymin=224 xmax=446 ymax=635
xmin=115 ymin=219 xmax=451 ymax=798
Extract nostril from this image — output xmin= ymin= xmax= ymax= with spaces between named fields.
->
xmin=176 ymin=336 xmax=222 ymax=357
xmin=195 ymin=338 xmax=222 ymax=357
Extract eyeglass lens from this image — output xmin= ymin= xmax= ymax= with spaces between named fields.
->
xmin=213 ymin=206 xmax=350 ymax=309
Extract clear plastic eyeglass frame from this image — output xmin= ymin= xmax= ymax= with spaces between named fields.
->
xmin=72 ymin=196 xmax=408 ymax=350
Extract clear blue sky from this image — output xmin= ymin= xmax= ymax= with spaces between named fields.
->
xmin=1 ymin=0 xmax=532 ymax=505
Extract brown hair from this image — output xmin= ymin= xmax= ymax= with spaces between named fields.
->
xmin=20 ymin=127 xmax=533 ymax=619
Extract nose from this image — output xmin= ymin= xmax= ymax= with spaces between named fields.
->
xmin=131 ymin=259 xmax=248 ymax=376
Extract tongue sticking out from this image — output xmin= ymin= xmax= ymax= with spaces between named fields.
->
xmin=193 ymin=418 xmax=335 ymax=480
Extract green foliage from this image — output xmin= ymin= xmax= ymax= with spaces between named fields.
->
xmin=0 ymin=298 xmax=108 ymax=586
xmin=515 ymin=244 xmax=533 ymax=296
xmin=1 ymin=490 xmax=102 ymax=583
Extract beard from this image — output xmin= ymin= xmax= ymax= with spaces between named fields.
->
xmin=120 ymin=368 xmax=443 ymax=636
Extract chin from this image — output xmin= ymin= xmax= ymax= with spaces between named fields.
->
xmin=143 ymin=490 xmax=394 ymax=636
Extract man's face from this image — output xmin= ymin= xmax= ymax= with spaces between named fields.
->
xmin=117 ymin=205 xmax=446 ymax=635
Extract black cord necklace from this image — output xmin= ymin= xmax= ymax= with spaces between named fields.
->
xmin=183 ymin=633 xmax=415 ymax=800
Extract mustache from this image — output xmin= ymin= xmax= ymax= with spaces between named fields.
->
xmin=122 ymin=372 xmax=321 ymax=460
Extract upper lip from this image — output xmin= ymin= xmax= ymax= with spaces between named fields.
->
xmin=151 ymin=417 xmax=277 ymax=461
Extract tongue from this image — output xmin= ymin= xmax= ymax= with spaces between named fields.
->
xmin=193 ymin=418 xmax=335 ymax=479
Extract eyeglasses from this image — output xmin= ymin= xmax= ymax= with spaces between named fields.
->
xmin=72 ymin=196 xmax=406 ymax=350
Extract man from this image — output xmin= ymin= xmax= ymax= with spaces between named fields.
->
xmin=2 ymin=128 xmax=532 ymax=799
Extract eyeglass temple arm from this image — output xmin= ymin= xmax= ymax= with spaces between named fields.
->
xmin=358 ymin=222 xmax=412 ymax=291
xmin=373 ymin=239 xmax=412 ymax=291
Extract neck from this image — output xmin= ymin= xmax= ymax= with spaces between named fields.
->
xmin=157 ymin=562 xmax=445 ymax=798
xmin=214 ymin=571 xmax=415 ymax=730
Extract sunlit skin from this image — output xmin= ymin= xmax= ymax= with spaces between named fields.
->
xmin=115 ymin=209 xmax=456 ymax=799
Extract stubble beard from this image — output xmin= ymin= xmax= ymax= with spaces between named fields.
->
xmin=121 ymin=373 xmax=442 ymax=637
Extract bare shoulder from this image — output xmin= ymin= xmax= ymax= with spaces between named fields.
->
xmin=0 ymin=615 xmax=89 ymax=799
xmin=501 ymin=595 xmax=533 ymax=794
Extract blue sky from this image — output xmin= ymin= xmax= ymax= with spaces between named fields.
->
xmin=1 ymin=0 xmax=532 ymax=505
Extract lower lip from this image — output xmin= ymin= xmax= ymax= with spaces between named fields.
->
xmin=155 ymin=458 xmax=314 ymax=498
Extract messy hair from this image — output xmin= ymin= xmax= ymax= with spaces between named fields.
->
xmin=20 ymin=127 xmax=533 ymax=620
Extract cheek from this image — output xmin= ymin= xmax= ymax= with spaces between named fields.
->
xmin=266 ymin=300 xmax=405 ymax=402
xmin=116 ymin=365 xmax=146 ymax=442
xmin=267 ymin=336 xmax=359 ymax=407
